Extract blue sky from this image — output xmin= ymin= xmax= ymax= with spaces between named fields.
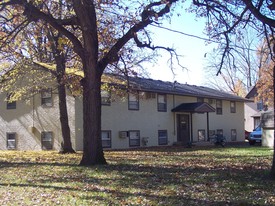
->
xmin=145 ymin=6 xmax=217 ymax=86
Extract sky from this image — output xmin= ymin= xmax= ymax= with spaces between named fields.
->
xmin=145 ymin=5 xmax=217 ymax=86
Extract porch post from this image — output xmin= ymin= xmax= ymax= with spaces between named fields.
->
xmin=207 ymin=112 xmax=210 ymax=141
xmin=190 ymin=113 xmax=193 ymax=143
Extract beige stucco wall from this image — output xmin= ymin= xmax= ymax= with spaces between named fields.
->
xmin=244 ymin=102 xmax=258 ymax=132
xmin=75 ymin=92 xmax=245 ymax=150
xmin=0 ymin=92 xmax=76 ymax=151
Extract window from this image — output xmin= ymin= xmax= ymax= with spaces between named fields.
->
xmin=101 ymin=131 xmax=111 ymax=148
xmin=41 ymin=89 xmax=53 ymax=107
xmin=7 ymin=133 xmax=16 ymax=150
xmin=6 ymin=93 xmax=16 ymax=110
xmin=158 ymin=94 xmax=167 ymax=112
xmin=101 ymin=90 xmax=111 ymax=106
xmin=158 ymin=130 xmax=168 ymax=145
xmin=217 ymin=129 xmax=223 ymax=136
xmin=209 ymin=130 xmax=215 ymax=141
xmin=257 ymin=101 xmax=263 ymax=111
xmin=198 ymin=130 xmax=206 ymax=141
xmin=230 ymin=101 xmax=236 ymax=113
xmin=254 ymin=117 xmax=261 ymax=129
xmin=208 ymin=98 xmax=215 ymax=105
xmin=41 ymin=131 xmax=53 ymax=150
xmin=197 ymin=97 xmax=204 ymax=102
xmin=129 ymin=130 xmax=140 ymax=147
xmin=231 ymin=129 xmax=237 ymax=141
xmin=209 ymin=130 xmax=215 ymax=136
xmin=128 ymin=92 xmax=139 ymax=110
xmin=216 ymin=99 xmax=222 ymax=115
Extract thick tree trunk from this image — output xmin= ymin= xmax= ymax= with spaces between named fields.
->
xmin=55 ymin=53 xmax=75 ymax=154
xmin=72 ymin=0 xmax=107 ymax=165
xmin=79 ymin=73 xmax=107 ymax=165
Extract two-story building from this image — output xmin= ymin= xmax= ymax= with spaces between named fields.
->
xmin=0 ymin=74 xmax=249 ymax=151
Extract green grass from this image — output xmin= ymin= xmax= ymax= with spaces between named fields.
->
xmin=0 ymin=146 xmax=274 ymax=205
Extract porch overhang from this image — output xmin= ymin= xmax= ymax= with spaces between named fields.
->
xmin=171 ymin=102 xmax=215 ymax=113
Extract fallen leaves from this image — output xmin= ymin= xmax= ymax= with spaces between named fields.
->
xmin=0 ymin=147 xmax=273 ymax=205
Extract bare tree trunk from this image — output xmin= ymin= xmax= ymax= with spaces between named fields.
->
xmin=55 ymin=50 xmax=75 ymax=154
xmin=57 ymin=82 xmax=75 ymax=153
xmin=79 ymin=72 xmax=106 ymax=165
xmin=72 ymin=0 xmax=107 ymax=165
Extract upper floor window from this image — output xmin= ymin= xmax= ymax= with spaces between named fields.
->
xmin=101 ymin=90 xmax=111 ymax=106
xmin=6 ymin=93 xmax=16 ymax=110
xmin=208 ymin=98 xmax=215 ymax=105
xmin=101 ymin=131 xmax=111 ymax=148
xmin=41 ymin=89 xmax=53 ymax=107
xmin=197 ymin=97 xmax=204 ymax=102
xmin=216 ymin=99 xmax=222 ymax=115
xmin=257 ymin=101 xmax=263 ymax=111
xmin=158 ymin=94 xmax=167 ymax=112
xmin=230 ymin=101 xmax=236 ymax=113
xmin=7 ymin=132 xmax=16 ymax=150
xmin=128 ymin=92 xmax=139 ymax=110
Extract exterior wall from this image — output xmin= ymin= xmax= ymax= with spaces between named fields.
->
xmin=75 ymin=92 xmax=245 ymax=150
xmin=0 ymin=92 xmax=76 ymax=151
xmin=1 ymin=89 xmax=246 ymax=151
xmin=261 ymin=111 xmax=274 ymax=148
xmin=245 ymin=101 xmax=258 ymax=132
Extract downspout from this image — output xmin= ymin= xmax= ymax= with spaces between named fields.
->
xmin=207 ymin=112 xmax=209 ymax=141
xmin=173 ymin=94 xmax=176 ymax=135
xmin=190 ymin=112 xmax=193 ymax=143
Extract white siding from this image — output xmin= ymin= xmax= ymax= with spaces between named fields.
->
xmin=0 ymin=92 xmax=76 ymax=151
xmin=75 ymin=92 xmax=245 ymax=150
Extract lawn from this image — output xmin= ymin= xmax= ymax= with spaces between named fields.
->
xmin=0 ymin=146 xmax=274 ymax=206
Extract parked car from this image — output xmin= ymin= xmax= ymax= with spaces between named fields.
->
xmin=248 ymin=126 xmax=262 ymax=145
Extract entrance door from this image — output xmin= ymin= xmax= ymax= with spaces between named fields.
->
xmin=177 ymin=114 xmax=190 ymax=145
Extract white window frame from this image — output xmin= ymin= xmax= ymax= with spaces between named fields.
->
xmin=6 ymin=93 xmax=16 ymax=110
xmin=157 ymin=94 xmax=167 ymax=112
xmin=128 ymin=92 xmax=139 ymax=110
xmin=231 ymin=129 xmax=237 ymax=141
xmin=41 ymin=89 xmax=53 ymax=107
xmin=101 ymin=130 xmax=111 ymax=148
xmin=7 ymin=132 xmax=16 ymax=150
xmin=230 ymin=101 xmax=236 ymax=113
xmin=158 ymin=130 xmax=168 ymax=145
xmin=198 ymin=130 xmax=206 ymax=142
xmin=216 ymin=99 xmax=222 ymax=115
xmin=41 ymin=131 xmax=53 ymax=150
xmin=101 ymin=90 xmax=111 ymax=106
xmin=129 ymin=130 xmax=140 ymax=147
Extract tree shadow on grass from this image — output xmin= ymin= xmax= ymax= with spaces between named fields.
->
xmin=0 ymin=160 xmax=273 ymax=205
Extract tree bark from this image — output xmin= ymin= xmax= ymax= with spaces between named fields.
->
xmin=55 ymin=50 xmax=75 ymax=154
xmin=80 ymin=72 xmax=106 ymax=165
xmin=72 ymin=0 xmax=107 ymax=165
xmin=57 ymin=81 xmax=75 ymax=154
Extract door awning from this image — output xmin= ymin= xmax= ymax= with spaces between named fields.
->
xmin=171 ymin=102 xmax=216 ymax=113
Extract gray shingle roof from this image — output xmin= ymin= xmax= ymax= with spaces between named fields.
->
xmin=111 ymin=74 xmax=249 ymax=102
